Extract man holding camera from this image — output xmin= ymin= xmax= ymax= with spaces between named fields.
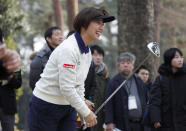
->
xmin=0 ymin=44 xmax=21 ymax=73
xmin=0 ymin=28 xmax=22 ymax=131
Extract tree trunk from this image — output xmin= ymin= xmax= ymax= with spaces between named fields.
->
xmin=153 ymin=0 xmax=161 ymax=75
xmin=44 ymin=14 xmax=53 ymax=29
xmin=66 ymin=0 xmax=78 ymax=31
xmin=117 ymin=0 xmax=158 ymax=80
xmin=52 ymin=0 xmax=64 ymax=36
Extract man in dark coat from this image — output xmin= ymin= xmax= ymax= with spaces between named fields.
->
xmin=29 ymin=26 xmax=63 ymax=90
xmin=84 ymin=61 xmax=96 ymax=101
xmin=136 ymin=65 xmax=152 ymax=99
xmin=0 ymin=71 xmax=22 ymax=131
xmin=150 ymin=48 xmax=186 ymax=131
xmin=105 ymin=52 xmax=147 ymax=131
xmin=136 ymin=65 xmax=152 ymax=131
xmin=0 ymin=27 xmax=22 ymax=131
xmin=90 ymin=45 xmax=110 ymax=131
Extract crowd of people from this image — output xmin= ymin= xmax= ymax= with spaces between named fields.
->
xmin=0 ymin=6 xmax=186 ymax=131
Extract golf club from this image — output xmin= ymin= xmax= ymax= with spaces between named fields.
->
xmin=83 ymin=42 xmax=160 ymax=130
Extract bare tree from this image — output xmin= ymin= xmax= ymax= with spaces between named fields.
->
xmin=117 ymin=0 xmax=159 ymax=79
xmin=52 ymin=0 xmax=64 ymax=36
xmin=66 ymin=0 xmax=78 ymax=31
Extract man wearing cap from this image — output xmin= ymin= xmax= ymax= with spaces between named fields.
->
xmin=105 ymin=52 xmax=147 ymax=131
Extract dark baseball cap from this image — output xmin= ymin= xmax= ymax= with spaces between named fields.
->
xmin=95 ymin=15 xmax=115 ymax=23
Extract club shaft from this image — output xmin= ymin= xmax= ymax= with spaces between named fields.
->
xmin=95 ymin=54 xmax=151 ymax=115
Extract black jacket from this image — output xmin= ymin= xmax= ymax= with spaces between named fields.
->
xmin=29 ymin=45 xmax=52 ymax=90
xmin=105 ymin=73 xmax=147 ymax=131
xmin=0 ymin=70 xmax=22 ymax=115
xmin=150 ymin=64 xmax=186 ymax=131
xmin=84 ymin=62 xmax=96 ymax=100
xmin=145 ymin=81 xmax=152 ymax=100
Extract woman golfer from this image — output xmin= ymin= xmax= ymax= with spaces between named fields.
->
xmin=27 ymin=6 xmax=115 ymax=131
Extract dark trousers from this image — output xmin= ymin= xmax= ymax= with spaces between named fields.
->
xmin=144 ymin=126 xmax=151 ymax=131
xmin=151 ymin=128 xmax=175 ymax=131
xmin=0 ymin=108 xmax=15 ymax=131
xmin=77 ymin=127 xmax=91 ymax=131
xmin=130 ymin=121 xmax=144 ymax=131
xmin=27 ymin=95 xmax=77 ymax=131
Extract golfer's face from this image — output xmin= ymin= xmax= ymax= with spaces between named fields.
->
xmin=85 ymin=19 xmax=104 ymax=41
xmin=119 ymin=59 xmax=134 ymax=76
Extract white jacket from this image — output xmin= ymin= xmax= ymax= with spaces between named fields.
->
xmin=33 ymin=34 xmax=92 ymax=117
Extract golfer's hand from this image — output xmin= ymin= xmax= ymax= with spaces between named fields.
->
xmin=106 ymin=123 xmax=114 ymax=131
xmin=85 ymin=99 xmax=95 ymax=112
xmin=154 ymin=122 xmax=161 ymax=128
xmin=84 ymin=111 xmax=97 ymax=127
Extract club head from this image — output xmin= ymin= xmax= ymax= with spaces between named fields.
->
xmin=147 ymin=42 xmax=160 ymax=57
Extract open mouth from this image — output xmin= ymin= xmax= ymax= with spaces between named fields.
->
xmin=96 ymin=32 xmax=101 ymax=37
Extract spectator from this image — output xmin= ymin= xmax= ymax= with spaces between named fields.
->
xmin=136 ymin=65 xmax=150 ymax=84
xmin=136 ymin=66 xmax=152 ymax=131
xmin=0 ymin=70 xmax=22 ymax=131
xmin=90 ymin=45 xmax=109 ymax=131
xmin=136 ymin=65 xmax=152 ymax=97
xmin=27 ymin=7 xmax=115 ymax=131
xmin=105 ymin=52 xmax=147 ymax=131
xmin=150 ymin=48 xmax=186 ymax=131
xmin=0 ymin=28 xmax=22 ymax=131
xmin=29 ymin=26 xmax=63 ymax=90
xmin=0 ymin=29 xmax=21 ymax=74
xmin=0 ymin=45 xmax=21 ymax=74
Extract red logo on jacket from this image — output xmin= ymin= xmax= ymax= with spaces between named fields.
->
xmin=63 ymin=64 xmax=75 ymax=69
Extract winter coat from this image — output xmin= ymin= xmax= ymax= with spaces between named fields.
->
xmin=29 ymin=45 xmax=52 ymax=90
xmin=105 ymin=73 xmax=147 ymax=131
xmin=150 ymin=64 xmax=186 ymax=131
xmin=93 ymin=63 xmax=109 ymax=131
xmin=145 ymin=81 xmax=152 ymax=100
xmin=0 ymin=70 xmax=22 ymax=115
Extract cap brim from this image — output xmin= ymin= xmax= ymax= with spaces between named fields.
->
xmin=96 ymin=15 xmax=115 ymax=23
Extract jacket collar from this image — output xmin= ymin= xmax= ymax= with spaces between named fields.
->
xmin=117 ymin=73 xmax=146 ymax=107
xmin=45 ymin=44 xmax=53 ymax=56
xmin=47 ymin=43 xmax=54 ymax=52
xmin=74 ymin=32 xmax=89 ymax=54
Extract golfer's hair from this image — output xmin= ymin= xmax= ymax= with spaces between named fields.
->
xmin=73 ymin=7 xmax=108 ymax=33
xmin=66 ymin=30 xmax=75 ymax=38
xmin=118 ymin=52 xmax=136 ymax=64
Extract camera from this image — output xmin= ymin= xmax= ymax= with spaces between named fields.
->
xmin=0 ymin=28 xmax=11 ymax=80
